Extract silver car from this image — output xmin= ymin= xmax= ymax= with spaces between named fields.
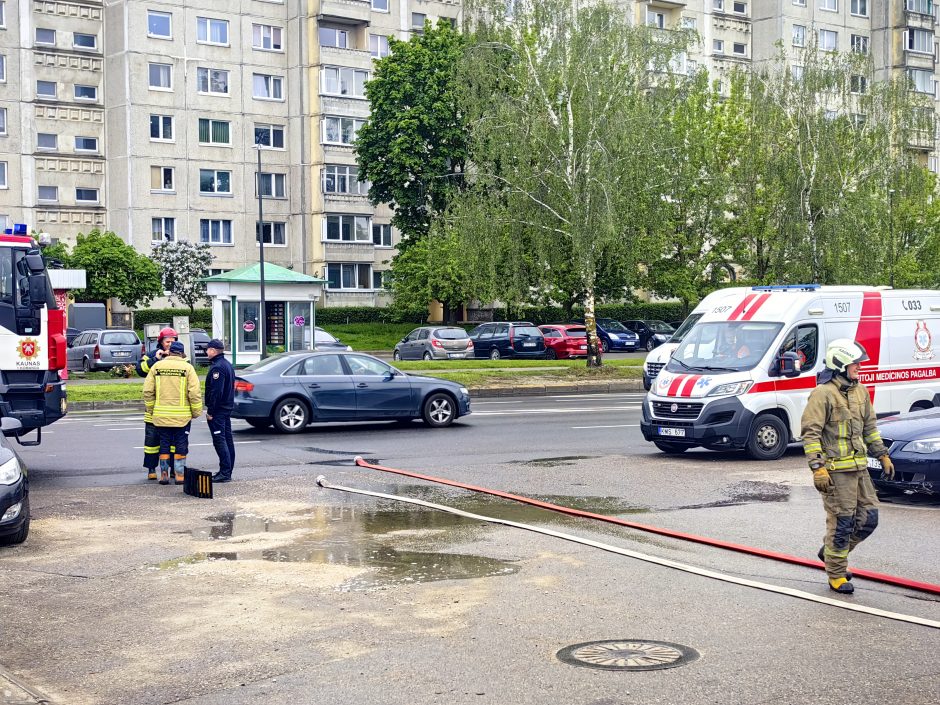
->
xmin=67 ymin=329 xmax=143 ymax=372
xmin=393 ymin=326 xmax=474 ymax=361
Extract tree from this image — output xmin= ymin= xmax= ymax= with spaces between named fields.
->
xmin=150 ymin=240 xmax=215 ymax=312
xmin=356 ymin=18 xmax=469 ymax=243
xmin=68 ymin=230 xmax=163 ymax=308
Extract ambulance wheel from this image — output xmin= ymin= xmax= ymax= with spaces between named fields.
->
xmin=654 ymin=441 xmax=689 ymax=454
xmin=745 ymin=414 xmax=788 ymax=460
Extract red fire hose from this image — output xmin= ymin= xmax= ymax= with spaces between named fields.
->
xmin=354 ymin=457 xmax=940 ymax=597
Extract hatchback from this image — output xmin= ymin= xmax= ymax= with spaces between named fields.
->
xmin=867 ymin=408 xmax=940 ymax=498
xmin=469 ymin=322 xmax=545 ymax=359
xmin=394 ymin=326 xmax=474 ymax=361
xmin=0 ymin=418 xmax=29 ymax=546
xmin=538 ymin=324 xmax=588 ymax=359
xmin=232 ymin=351 xmax=471 ymax=433
xmin=622 ymin=319 xmax=675 ymax=352
xmin=67 ymin=328 xmax=143 ymax=372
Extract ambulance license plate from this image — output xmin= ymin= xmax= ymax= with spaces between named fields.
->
xmin=867 ymin=456 xmax=882 ymax=470
xmin=658 ymin=427 xmax=686 ymax=438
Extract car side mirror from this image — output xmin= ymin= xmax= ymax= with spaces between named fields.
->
xmin=384 ymin=370 xmax=396 ymax=381
xmin=28 ymin=274 xmax=48 ymax=304
xmin=774 ymin=351 xmax=802 ymax=378
xmin=1 ymin=417 xmax=23 ymax=432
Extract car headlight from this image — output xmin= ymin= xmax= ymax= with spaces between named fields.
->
xmin=0 ymin=457 xmax=23 ymax=485
xmin=459 ymin=387 xmax=469 ymax=396
xmin=902 ymin=437 xmax=940 ymax=454
xmin=654 ymin=334 xmax=668 ymax=341
xmin=706 ymin=381 xmax=753 ymax=397
xmin=608 ymin=333 xmax=619 ymax=340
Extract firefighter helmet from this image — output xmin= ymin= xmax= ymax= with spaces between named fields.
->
xmin=824 ymin=339 xmax=869 ymax=372
xmin=158 ymin=327 xmax=178 ymax=341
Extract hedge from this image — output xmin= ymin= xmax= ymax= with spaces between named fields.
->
xmin=491 ymin=302 xmax=689 ymax=325
xmin=134 ymin=308 xmax=212 ymax=330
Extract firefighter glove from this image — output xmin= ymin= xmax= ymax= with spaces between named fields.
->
xmin=812 ymin=467 xmax=832 ymax=492
xmin=879 ymin=455 xmax=895 ymax=480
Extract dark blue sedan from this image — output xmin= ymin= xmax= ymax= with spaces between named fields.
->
xmin=232 ymin=351 xmax=471 ymax=433
xmin=0 ymin=418 xmax=29 ymax=546
xmin=869 ymin=409 xmax=940 ymax=497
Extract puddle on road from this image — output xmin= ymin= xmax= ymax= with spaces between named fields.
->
xmin=674 ymin=481 xmax=791 ymax=511
xmin=523 ymin=455 xmax=595 ymax=467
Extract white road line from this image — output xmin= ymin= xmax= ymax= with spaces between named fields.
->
xmin=106 ymin=427 xmax=144 ymax=432
xmin=473 ymin=405 xmax=641 ymax=416
xmin=570 ymin=424 xmax=641 ymax=429
xmin=132 ymin=440 xmax=261 ymax=449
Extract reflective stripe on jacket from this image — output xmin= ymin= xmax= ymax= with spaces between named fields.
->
xmin=142 ymin=356 xmax=203 ymax=427
xmin=800 ymin=378 xmax=888 ymax=471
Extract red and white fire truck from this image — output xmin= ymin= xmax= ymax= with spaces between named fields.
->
xmin=0 ymin=232 xmax=67 ymax=445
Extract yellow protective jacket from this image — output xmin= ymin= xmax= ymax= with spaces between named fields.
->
xmin=800 ymin=378 xmax=888 ymax=471
xmin=143 ymin=355 xmax=203 ymax=427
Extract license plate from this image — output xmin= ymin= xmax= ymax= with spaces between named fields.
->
xmin=448 ymin=353 xmax=465 ymax=358
xmin=867 ymin=456 xmax=882 ymax=470
xmin=113 ymin=351 xmax=130 ymax=357
xmin=523 ymin=342 xmax=535 ymax=347
xmin=658 ymin=427 xmax=686 ymax=437
xmin=579 ymin=345 xmax=587 ymax=349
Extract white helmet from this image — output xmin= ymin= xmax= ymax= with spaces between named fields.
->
xmin=824 ymin=339 xmax=869 ymax=372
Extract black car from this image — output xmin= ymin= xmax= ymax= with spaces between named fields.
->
xmin=622 ymin=319 xmax=676 ymax=352
xmin=0 ymin=418 xmax=29 ymax=546
xmin=468 ymin=321 xmax=545 ymax=359
xmin=191 ymin=328 xmax=211 ymax=364
xmin=868 ymin=408 xmax=940 ymax=497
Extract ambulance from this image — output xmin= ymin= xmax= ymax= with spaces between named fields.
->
xmin=640 ymin=284 xmax=940 ymax=460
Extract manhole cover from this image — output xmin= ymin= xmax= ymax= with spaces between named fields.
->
xmin=556 ymin=640 xmax=699 ymax=671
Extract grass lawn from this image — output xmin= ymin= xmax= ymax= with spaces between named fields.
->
xmin=324 ymin=323 xmax=441 ymax=351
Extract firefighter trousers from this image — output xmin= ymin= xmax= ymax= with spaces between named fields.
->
xmin=820 ymin=468 xmax=879 ymax=579
xmin=144 ymin=422 xmax=175 ymax=471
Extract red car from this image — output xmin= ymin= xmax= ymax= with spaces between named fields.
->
xmin=538 ymin=324 xmax=589 ymax=359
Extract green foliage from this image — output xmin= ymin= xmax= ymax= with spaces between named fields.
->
xmin=150 ymin=240 xmax=215 ymax=312
xmin=39 ymin=241 xmax=71 ymax=267
xmin=489 ymin=302 xmax=686 ymax=325
xmin=387 ymin=227 xmax=472 ymax=320
xmin=68 ymin=230 xmax=163 ymax=308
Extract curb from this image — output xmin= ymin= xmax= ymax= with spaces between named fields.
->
xmin=66 ymin=381 xmax=645 ymax=412
xmin=0 ymin=667 xmax=55 ymax=705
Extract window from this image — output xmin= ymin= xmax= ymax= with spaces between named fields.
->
xmin=372 ymin=0 xmax=389 ymax=11
xmin=681 ymin=17 xmax=697 ymax=30
xmin=150 ymin=114 xmax=174 ymax=140
xmin=372 ymin=270 xmax=388 ymax=290
xmin=199 ymin=169 xmax=232 ymax=195
xmin=908 ymin=29 xmax=934 ymax=54
xmin=299 ymin=355 xmax=346 ymax=376
xmin=323 ymin=116 xmax=365 ymax=144
xmin=319 ymin=27 xmax=348 ymax=49
xmin=198 ymin=118 xmax=231 ymax=145
xmin=908 ymin=0 xmax=933 ymax=13
xmin=257 ymin=172 xmax=286 ymax=198
xmin=733 ymin=1 xmax=747 ymax=13
xmin=0 ymin=2 xmax=5 ymax=28
xmin=197 ymin=17 xmax=229 ymax=45
xmin=819 ymin=29 xmax=838 ymax=52
xmin=200 ymin=219 xmax=233 ymax=245
xmin=197 ymin=68 xmax=229 ymax=95
xmin=38 ymin=186 xmax=58 ymax=201
xmin=74 ymin=84 xmax=98 ymax=101
xmin=148 ymin=11 xmax=172 ymax=38
xmin=908 ymin=68 xmax=935 ymax=95
xmin=369 ymin=34 xmax=390 ymax=58
xmin=325 ymin=214 xmax=371 ymax=241
xmin=647 ymin=11 xmax=665 ymax=28
xmin=252 ymin=23 xmax=283 ymax=51
xmin=37 ymin=133 xmax=57 ymax=150
xmin=412 ymin=13 xmax=426 ymax=32
xmin=256 ymin=221 xmax=286 ymax=246
xmin=793 ymin=0 xmax=806 ymax=5
xmin=326 ymin=263 xmax=372 ymax=290
xmin=733 ymin=42 xmax=747 ymax=56
xmin=851 ymin=35 xmax=870 ymax=55
xmin=75 ymin=188 xmax=98 ymax=203
xmin=0 ymin=162 xmax=5 ymax=189
xmin=73 ymin=33 xmax=97 ymax=50
xmin=323 ymin=165 xmax=368 ymax=195
xmin=253 ymin=73 xmax=283 ymax=100
xmin=0 ymin=108 xmax=6 ymax=135
xmin=150 ymin=166 xmax=174 ymax=191
xmin=850 ymin=0 xmax=868 ymax=14
xmin=793 ymin=25 xmax=806 ymax=47
xmin=152 ymin=217 xmax=175 ymax=242
xmin=149 ymin=63 xmax=172 ymax=90
xmin=0 ymin=56 xmax=4 ymax=82
xmin=254 ymin=124 xmax=285 ymax=149
xmin=850 ymin=75 xmax=868 ymax=94
xmin=372 ymin=223 xmax=392 ymax=247
xmin=819 ymin=0 xmax=837 ymax=10
xmin=713 ymin=0 xmax=724 ymax=10
xmin=209 ymin=268 xmax=231 ymax=277
xmin=777 ymin=325 xmax=818 ymax=371
xmin=713 ymin=39 xmax=724 ymax=54
xmin=75 ymin=136 xmax=98 ymax=152
xmin=35 ymin=28 xmax=55 ymax=45
xmin=321 ymin=67 xmax=369 ymax=97
xmin=36 ymin=80 xmax=56 ymax=98
xmin=791 ymin=65 xmax=804 ymax=82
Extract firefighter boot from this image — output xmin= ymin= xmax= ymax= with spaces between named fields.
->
xmin=828 ymin=577 xmax=854 ymax=594
xmin=173 ymin=455 xmax=186 ymax=485
xmin=159 ymin=456 xmax=171 ymax=485
xmin=818 ymin=546 xmax=853 ymax=580
xmin=147 ymin=467 xmax=157 ymax=481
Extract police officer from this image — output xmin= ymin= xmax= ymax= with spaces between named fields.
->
xmin=204 ymin=339 xmax=236 ymax=483
xmin=800 ymin=339 xmax=895 ymax=594
xmin=136 ymin=327 xmax=178 ymax=480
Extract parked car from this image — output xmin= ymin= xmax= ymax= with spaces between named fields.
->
xmin=394 ymin=326 xmax=473 ymax=361
xmin=0 ymin=418 xmax=29 ymax=546
xmin=313 ymin=327 xmax=353 ymax=352
xmin=67 ymin=328 xmax=144 ymax=372
xmin=469 ymin=322 xmax=546 ymax=359
xmin=569 ymin=318 xmax=639 ymax=353
xmin=232 ymin=351 xmax=471 ymax=433
xmin=868 ymin=408 xmax=940 ymax=497
xmin=191 ymin=328 xmax=211 ymax=364
xmin=65 ymin=327 xmax=81 ymax=347
xmin=538 ymin=324 xmax=588 ymax=359
xmin=622 ymin=319 xmax=676 ymax=352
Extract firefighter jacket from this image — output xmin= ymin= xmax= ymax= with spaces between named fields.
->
xmin=143 ymin=355 xmax=203 ymax=427
xmin=136 ymin=347 xmax=163 ymax=378
xmin=800 ymin=377 xmax=889 ymax=472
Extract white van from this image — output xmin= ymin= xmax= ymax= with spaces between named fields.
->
xmin=642 ymin=304 xmax=710 ymax=390
xmin=640 ymin=284 xmax=940 ymax=460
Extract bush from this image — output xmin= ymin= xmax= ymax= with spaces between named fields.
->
xmin=313 ymin=306 xmax=429 ymax=325
xmin=134 ymin=308 xmax=212 ymax=331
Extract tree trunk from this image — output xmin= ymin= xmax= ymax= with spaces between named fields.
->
xmin=584 ymin=286 xmax=602 ymax=368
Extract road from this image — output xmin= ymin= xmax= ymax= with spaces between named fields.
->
xmin=3 ymin=394 xmax=940 ymax=705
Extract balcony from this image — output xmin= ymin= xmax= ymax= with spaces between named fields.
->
xmin=908 ymin=129 xmax=935 ymax=152
xmin=318 ymin=45 xmax=373 ymax=70
xmin=323 ymin=241 xmax=376 ymax=262
xmin=904 ymin=49 xmax=936 ymax=72
xmin=318 ymin=0 xmax=372 ymax=26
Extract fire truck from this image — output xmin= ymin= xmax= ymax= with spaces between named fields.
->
xmin=0 ymin=229 xmax=67 ymax=445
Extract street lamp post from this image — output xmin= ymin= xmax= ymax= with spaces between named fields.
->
xmin=255 ymin=142 xmax=267 ymax=359
xmin=889 ymin=188 xmax=896 ymax=289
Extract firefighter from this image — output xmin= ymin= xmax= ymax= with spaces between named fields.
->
xmin=142 ymin=342 xmax=202 ymax=485
xmin=137 ymin=327 xmax=178 ymax=480
xmin=800 ymin=339 xmax=894 ymax=594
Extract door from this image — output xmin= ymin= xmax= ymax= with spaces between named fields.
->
xmin=775 ymin=323 xmax=820 ymax=439
xmin=415 ymin=328 xmax=431 ymax=357
xmin=400 ymin=328 xmax=420 ymax=359
xmin=344 ymin=354 xmax=415 ymax=419
xmin=471 ymin=324 xmax=493 ymax=358
xmin=294 ymin=354 xmax=356 ymax=420
xmin=67 ymin=332 xmax=85 ymax=367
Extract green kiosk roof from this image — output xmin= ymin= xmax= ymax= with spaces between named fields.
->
xmin=203 ymin=263 xmax=326 ymax=284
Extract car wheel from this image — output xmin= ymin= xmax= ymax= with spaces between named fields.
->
xmin=393 ymin=350 xmax=402 ymax=361
xmin=545 ymin=348 xmax=557 ymax=360
xmin=423 ymin=351 xmax=433 ymax=361
xmin=422 ymin=392 xmax=457 ymax=427
xmin=272 ymin=398 xmax=310 ymax=433
xmin=245 ymin=418 xmax=272 ymax=429
xmin=490 ymin=348 xmax=501 ymax=360
xmin=601 ymin=339 xmax=610 ymax=353
xmin=82 ymin=358 xmax=90 ymax=373
xmin=745 ymin=413 xmax=789 ymax=460
xmin=0 ymin=496 xmax=29 ymax=545
xmin=654 ymin=441 xmax=688 ymax=454
xmin=645 ymin=338 xmax=656 ymax=352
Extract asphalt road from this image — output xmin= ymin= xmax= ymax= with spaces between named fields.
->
xmin=4 ymin=394 xmax=940 ymax=705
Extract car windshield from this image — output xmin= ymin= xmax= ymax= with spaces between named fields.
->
xmin=598 ymin=319 xmax=630 ymax=333
xmin=101 ymin=332 xmax=138 ymax=345
xmin=513 ymin=326 xmax=541 ymax=337
xmin=646 ymin=320 xmax=675 ymax=333
xmin=666 ymin=321 xmax=783 ymax=373
xmin=434 ymin=327 xmax=469 ymax=340
xmin=669 ymin=313 xmax=703 ymax=343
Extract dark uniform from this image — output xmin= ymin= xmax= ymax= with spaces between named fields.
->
xmin=205 ymin=341 xmax=236 ymax=482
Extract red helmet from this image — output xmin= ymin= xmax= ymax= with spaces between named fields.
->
xmin=158 ymin=327 xmax=178 ymax=341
